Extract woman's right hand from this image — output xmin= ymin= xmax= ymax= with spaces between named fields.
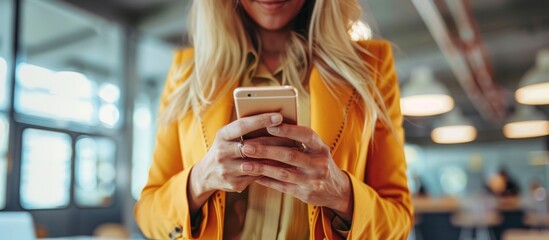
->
xmin=187 ymin=112 xmax=284 ymax=213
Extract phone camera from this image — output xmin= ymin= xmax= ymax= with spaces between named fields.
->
xmin=247 ymin=93 xmax=252 ymax=97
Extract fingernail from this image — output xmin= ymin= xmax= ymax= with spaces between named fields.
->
xmin=242 ymin=144 xmax=255 ymax=154
xmin=267 ymin=126 xmax=280 ymax=134
xmin=241 ymin=163 xmax=253 ymax=172
xmin=271 ymin=114 xmax=282 ymax=124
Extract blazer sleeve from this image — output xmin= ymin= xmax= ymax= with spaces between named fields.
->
xmin=344 ymin=41 xmax=414 ymax=239
xmin=134 ymin=49 xmax=209 ymax=239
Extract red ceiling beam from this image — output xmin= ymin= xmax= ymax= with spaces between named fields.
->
xmin=411 ymin=0 xmax=507 ymax=123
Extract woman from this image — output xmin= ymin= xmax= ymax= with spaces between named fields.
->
xmin=135 ymin=0 xmax=413 ymax=239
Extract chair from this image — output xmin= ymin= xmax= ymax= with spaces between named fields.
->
xmin=451 ymin=211 xmax=502 ymax=240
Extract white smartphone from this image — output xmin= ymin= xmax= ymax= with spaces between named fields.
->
xmin=233 ymin=86 xmax=298 ymax=139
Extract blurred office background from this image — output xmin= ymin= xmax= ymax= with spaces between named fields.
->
xmin=0 ymin=0 xmax=548 ymax=239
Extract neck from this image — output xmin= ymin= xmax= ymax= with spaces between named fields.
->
xmin=257 ymin=27 xmax=291 ymax=55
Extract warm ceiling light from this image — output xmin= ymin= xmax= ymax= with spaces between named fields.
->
xmin=401 ymin=67 xmax=454 ymax=116
xmin=431 ymin=109 xmax=477 ymax=144
xmin=516 ymin=49 xmax=549 ymax=105
xmin=503 ymin=106 xmax=549 ymax=139
xmin=401 ymin=95 xmax=454 ymax=116
xmin=349 ymin=20 xmax=372 ymax=41
xmin=432 ymin=125 xmax=477 ymax=144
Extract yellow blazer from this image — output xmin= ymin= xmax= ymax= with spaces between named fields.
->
xmin=135 ymin=40 xmax=413 ymax=239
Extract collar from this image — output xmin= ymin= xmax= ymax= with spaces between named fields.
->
xmin=244 ymin=34 xmax=284 ymax=78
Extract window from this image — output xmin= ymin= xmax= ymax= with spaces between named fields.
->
xmin=16 ymin=0 xmax=123 ymax=128
xmin=439 ymin=166 xmax=468 ymax=196
xmin=75 ymin=136 xmax=116 ymax=207
xmin=0 ymin=57 xmax=7 ymax=111
xmin=131 ymin=36 xmax=173 ymax=199
xmin=12 ymin=0 xmax=125 ymax=213
xmin=15 ymin=64 xmax=98 ymax=124
xmin=131 ymin=95 xmax=155 ymax=199
xmin=0 ymin=115 xmax=8 ymax=209
xmin=405 ymin=144 xmax=423 ymax=194
xmin=0 ymin=0 xmax=13 ymax=210
xmin=20 ymin=129 xmax=72 ymax=209
xmin=0 ymin=0 xmax=13 ymax=111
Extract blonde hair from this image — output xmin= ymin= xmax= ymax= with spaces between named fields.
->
xmin=162 ymin=0 xmax=393 ymax=139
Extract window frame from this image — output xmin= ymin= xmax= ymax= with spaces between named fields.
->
xmin=19 ymin=128 xmax=73 ymax=210
xmin=2 ymin=0 xmax=131 ymax=219
xmin=73 ymin=135 xmax=118 ymax=208
xmin=13 ymin=124 xmax=120 ymax=211
xmin=0 ymin=0 xmax=15 ymax=211
xmin=0 ymin=113 xmax=8 ymax=210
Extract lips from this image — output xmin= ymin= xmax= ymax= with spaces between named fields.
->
xmin=255 ymin=0 xmax=289 ymax=12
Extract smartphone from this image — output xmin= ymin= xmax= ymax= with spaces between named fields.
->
xmin=234 ymin=86 xmax=298 ymax=139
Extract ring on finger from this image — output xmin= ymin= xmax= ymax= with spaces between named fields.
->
xmin=237 ymin=142 xmax=246 ymax=159
xmin=299 ymin=142 xmax=308 ymax=153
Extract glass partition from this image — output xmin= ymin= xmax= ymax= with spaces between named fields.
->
xmin=131 ymin=36 xmax=173 ymax=199
xmin=75 ymin=136 xmax=116 ymax=207
xmin=0 ymin=115 xmax=8 ymax=209
xmin=0 ymin=0 xmax=13 ymax=111
xmin=16 ymin=0 xmax=123 ymax=128
xmin=0 ymin=0 xmax=13 ymax=211
xmin=20 ymin=129 xmax=72 ymax=209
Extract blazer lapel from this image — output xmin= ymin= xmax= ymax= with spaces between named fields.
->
xmin=309 ymin=66 xmax=354 ymax=153
xmin=201 ymin=82 xmax=239 ymax=152
xmin=200 ymin=65 xmax=355 ymax=154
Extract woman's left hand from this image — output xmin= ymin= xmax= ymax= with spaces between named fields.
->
xmin=240 ymin=124 xmax=354 ymax=221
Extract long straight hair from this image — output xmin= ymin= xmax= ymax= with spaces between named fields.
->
xmin=162 ymin=0 xmax=393 ymax=139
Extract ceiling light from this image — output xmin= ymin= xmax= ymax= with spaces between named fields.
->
xmin=431 ymin=109 xmax=477 ymax=144
xmin=516 ymin=49 xmax=549 ymax=105
xmin=401 ymin=67 xmax=454 ymax=116
xmin=503 ymin=106 xmax=549 ymax=139
xmin=349 ymin=20 xmax=372 ymax=41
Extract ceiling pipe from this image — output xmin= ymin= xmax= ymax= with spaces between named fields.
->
xmin=445 ymin=0 xmax=506 ymax=120
xmin=411 ymin=0 xmax=506 ymax=123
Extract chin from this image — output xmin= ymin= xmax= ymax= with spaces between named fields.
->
xmin=256 ymin=19 xmax=292 ymax=32
xmin=259 ymin=25 xmax=288 ymax=31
